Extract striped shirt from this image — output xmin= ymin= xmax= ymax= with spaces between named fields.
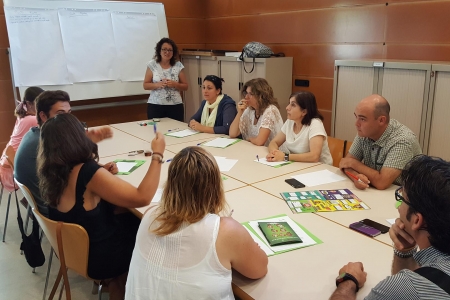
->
xmin=365 ymin=247 xmax=450 ymax=300
xmin=349 ymin=119 xmax=422 ymax=185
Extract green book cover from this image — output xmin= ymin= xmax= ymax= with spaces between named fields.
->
xmin=258 ymin=221 xmax=303 ymax=246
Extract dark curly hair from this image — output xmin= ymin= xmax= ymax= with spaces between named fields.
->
xmin=402 ymin=155 xmax=450 ymax=255
xmin=37 ymin=113 xmax=98 ymax=207
xmin=153 ymin=37 xmax=179 ymax=66
xmin=289 ymin=91 xmax=323 ymax=126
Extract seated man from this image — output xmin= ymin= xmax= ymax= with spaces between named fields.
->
xmin=330 ymin=155 xmax=450 ymax=300
xmin=339 ymin=94 xmax=421 ymax=190
xmin=14 ymin=90 xmax=114 ymax=217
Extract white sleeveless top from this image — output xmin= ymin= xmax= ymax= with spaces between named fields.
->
xmin=125 ymin=206 xmax=234 ymax=300
xmin=147 ymin=59 xmax=184 ymax=105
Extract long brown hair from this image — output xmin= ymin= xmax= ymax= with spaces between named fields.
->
xmin=241 ymin=78 xmax=279 ymax=113
xmin=37 ymin=113 xmax=98 ymax=207
xmin=15 ymin=86 xmax=44 ymax=118
xmin=152 ymin=147 xmax=227 ymax=236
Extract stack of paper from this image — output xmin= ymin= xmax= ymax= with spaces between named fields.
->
xmin=165 ymin=128 xmax=199 ymax=138
xmin=214 ymin=156 xmax=238 ymax=172
xmin=202 ymin=138 xmax=240 ymax=148
xmin=242 ymin=214 xmax=322 ymax=256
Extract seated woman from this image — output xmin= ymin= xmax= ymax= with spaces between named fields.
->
xmin=266 ymin=91 xmax=332 ymax=165
xmin=125 ymin=147 xmax=268 ymax=300
xmin=229 ymin=78 xmax=284 ymax=147
xmin=37 ymin=113 xmax=165 ymax=300
xmin=0 ymin=86 xmax=43 ymax=191
xmin=189 ymin=75 xmax=237 ymax=134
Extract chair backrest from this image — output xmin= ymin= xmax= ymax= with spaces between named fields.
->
xmin=327 ymin=136 xmax=345 ymax=168
xmin=14 ymin=179 xmax=37 ymax=210
xmin=344 ymin=140 xmax=353 ymax=158
xmin=32 ymin=208 xmax=91 ymax=278
xmin=4 ymin=145 xmax=15 ymax=168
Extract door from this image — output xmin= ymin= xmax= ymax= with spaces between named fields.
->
xmin=181 ymin=57 xmax=200 ymax=121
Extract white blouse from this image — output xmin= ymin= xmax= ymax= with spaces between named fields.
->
xmin=147 ymin=59 xmax=184 ymax=105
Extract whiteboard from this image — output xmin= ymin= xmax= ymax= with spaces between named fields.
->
xmin=4 ymin=0 xmax=168 ymax=101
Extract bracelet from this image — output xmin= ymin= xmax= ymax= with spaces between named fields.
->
xmin=393 ymin=245 xmax=418 ymax=258
xmin=152 ymin=152 xmax=164 ymax=159
xmin=152 ymin=153 xmax=163 ymax=163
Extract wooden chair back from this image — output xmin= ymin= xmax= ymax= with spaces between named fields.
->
xmin=32 ymin=208 xmax=92 ymax=300
xmin=327 ymin=136 xmax=345 ymax=167
xmin=4 ymin=145 xmax=15 ymax=168
xmin=14 ymin=179 xmax=37 ymax=210
xmin=344 ymin=140 xmax=353 ymax=158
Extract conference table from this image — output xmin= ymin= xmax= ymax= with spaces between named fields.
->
xmin=97 ymin=118 xmax=397 ymax=300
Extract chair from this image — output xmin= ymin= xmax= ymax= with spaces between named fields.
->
xmin=344 ymin=140 xmax=353 ymax=158
xmin=327 ymin=136 xmax=346 ymax=168
xmin=0 ymin=145 xmax=19 ymax=242
xmin=31 ymin=207 xmax=106 ymax=300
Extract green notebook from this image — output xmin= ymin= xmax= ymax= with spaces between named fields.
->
xmin=258 ymin=221 xmax=303 ymax=246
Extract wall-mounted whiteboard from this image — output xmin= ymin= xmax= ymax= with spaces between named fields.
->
xmin=4 ymin=0 xmax=168 ymax=101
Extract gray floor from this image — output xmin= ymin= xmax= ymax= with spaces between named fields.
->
xmin=0 ymin=188 xmax=104 ymax=300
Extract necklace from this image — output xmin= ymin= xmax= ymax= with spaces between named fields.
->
xmin=254 ymin=111 xmax=260 ymax=121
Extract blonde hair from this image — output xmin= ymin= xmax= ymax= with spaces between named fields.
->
xmin=241 ymin=78 xmax=280 ymax=113
xmin=152 ymin=147 xmax=227 ymax=236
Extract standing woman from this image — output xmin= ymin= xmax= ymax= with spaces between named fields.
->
xmin=229 ymin=78 xmax=284 ymax=147
xmin=189 ymin=75 xmax=237 ymax=134
xmin=144 ymin=38 xmax=188 ymax=122
xmin=266 ymin=92 xmax=333 ymax=165
xmin=0 ymin=86 xmax=43 ymax=191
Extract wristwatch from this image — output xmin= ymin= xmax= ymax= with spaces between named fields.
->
xmin=284 ymin=152 xmax=289 ymax=162
xmin=336 ymin=273 xmax=359 ymax=292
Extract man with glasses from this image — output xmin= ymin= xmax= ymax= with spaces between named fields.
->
xmin=330 ymin=155 xmax=450 ymax=300
xmin=339 ymin=94 xmax=421 ymax=190
xmin=14 ymin=90 xmax=114 ymax=216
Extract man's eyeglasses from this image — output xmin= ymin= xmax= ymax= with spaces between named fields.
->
xmin=242 ymin=91 xmax=254 ymax=97
xmin=395 ymin=187 xmax=413 ymax=209
xmin=161 ymin=48 xmax=173 ymax=53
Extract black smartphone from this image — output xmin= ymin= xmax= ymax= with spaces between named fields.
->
xmin=349 ymin=222 xmax=381 ymax=237
xmin=361 ymin=219 xmax=390 ymax=234
xmin=285 ymin=178 xmax=305 ymax=189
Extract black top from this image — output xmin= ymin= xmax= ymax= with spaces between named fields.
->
xmin=49 ymin=160 xmax=140 ymax=279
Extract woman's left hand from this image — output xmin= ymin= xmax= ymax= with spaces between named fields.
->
xmin=266 ymin=150 xmax=284 ymax=162
xmin=189 ymin=120 xmax=202 ymax=132
xmin=165 ymin=79 xmax=177 ymax=89
xmin=103 ymin=162 xmax=118 ymax=174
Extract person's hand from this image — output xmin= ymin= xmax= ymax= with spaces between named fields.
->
xmin=159 ymin=79 xmax=167 ymax=89
xmin=151 ymin=132 xmax=166 ymax=154
xmin=354 ymin=174 xmax=370 ymax=190
xmin=266 ymin=150 xmax=284 ymax=162
xmin=389 ymin=218 xmax=416 ymax=251
xmin=339 ymin=157 xmax=356 ymax=169
xmin=103 ymin=162 xmax=118 ymax=174
xmin=87 ymin=126 xmax=113 ymax=143
xmin=237 ymin=99 xmax=248 ymax=113
xmin=165 ymin=79 xmax=176 ymax=88
xmin=189 ymin=120 xmax=202 ymax=131
xmin=338 ymin=262 xmax=367 ymax=289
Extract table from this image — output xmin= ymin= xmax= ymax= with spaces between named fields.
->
xmin=166 ymin=139 xmax=320 ymax=184
xmin=95 ymin=126 xmax=150 ymax=158
xmin=110 ymin=118 xmax=222 ymax=146
xmin=252 ymin=164 xmax=399 ymax=246
xmin=227 ymin=187 xmax=392 ymax=300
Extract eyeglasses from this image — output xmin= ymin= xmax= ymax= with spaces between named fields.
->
xmin=395 ymin=186 xmax=413 ymax=209
xmin=243 ymin=91 xmax=254 ymax=97
xmin=161 ymin=48 xmax=173 ymax=53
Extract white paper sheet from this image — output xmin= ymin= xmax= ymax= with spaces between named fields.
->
xmin=213 ymin=156 xmax=238 ymax=172
xmin=58 ymin=9 xmax=118 ymax=82
xmin=203 ymin=138 xmax=239 ymax=148
xmin=248 ymin=216 xmax=317 ymax=253
xmin=111 ymin=12 xmax=160 ymax=81
xmin=244 ymin=228 xmax=274 ymax=256
xmin=166 ymin=129 xmax=199 ymax=138
xmin=5 ymin=7 xmax=70 ymax=86
xmin=386 ymin=218 xmax=396 ymax=226
xmin=254 ymin=157 xmax=288 ymax=167
xmin=116 ymin=161 xmax=137 ymax=173
xmin=291 ymin=169 xmax=347 ymax=187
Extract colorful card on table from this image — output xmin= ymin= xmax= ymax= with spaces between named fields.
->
xmin=113 ymin=159 xmax=146 ymax=175
xmin=258 ymin=221 xmax=302 ymax=246
xmin=280 ymin=189 xmax=370 ymax=213
xmin=242 ymin=214 xmax=322 ymax=256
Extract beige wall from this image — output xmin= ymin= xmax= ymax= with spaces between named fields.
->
xmin=2 ymin=0 xmax=450 ymax=150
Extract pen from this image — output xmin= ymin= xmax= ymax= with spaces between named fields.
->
xmin=256 ymin=155 xmax=259 ymax=162
xmin=166 ymin=159 xmax=172 ymax=162
xmin=168 ymin=128 xmax=179 ymax=132
xmin=153 ymin=123 xmax=157 ymax=134
xmin=229 ymin=209 xmax=234 ymax=217
xmin=345 ymin=170 xmax=364 ymax=184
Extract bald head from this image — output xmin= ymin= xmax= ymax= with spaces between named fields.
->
xmin=359 ymin=94 xmax=390 ymax=121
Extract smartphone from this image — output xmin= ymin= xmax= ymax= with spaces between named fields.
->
xmin=361 ymin=219 xmax=390 ymax=234
xmin=349 ymin=221 xmax=381 ymax=237
xmin=285 ymin=178 xmax=305 ymax=189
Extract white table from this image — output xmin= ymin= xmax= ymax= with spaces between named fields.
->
xmin=95 ymin=126 xmax=150 ymax=158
